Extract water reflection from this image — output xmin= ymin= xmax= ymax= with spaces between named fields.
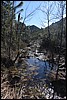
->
xmin=26 ymin=57 xmax=57 ymax=79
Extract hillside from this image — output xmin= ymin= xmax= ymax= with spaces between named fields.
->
xmin=22 ymin=17 xmax=66 ymax=51
xmin=27 ymin=25 xmax=40 ymax=33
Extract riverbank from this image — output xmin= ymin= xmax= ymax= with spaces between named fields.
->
xmin=1 ymin=46 xmax=66 ymax=99
xmin=1 ymin=63 xmax=66 ymax=99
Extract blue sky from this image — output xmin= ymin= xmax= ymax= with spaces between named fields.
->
xmin=14 ymin=1 xmax=66 ymax=28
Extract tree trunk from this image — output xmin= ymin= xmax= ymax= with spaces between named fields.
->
xmin=56 ymin=1 xmax=64 ymax=80
xmin=51 ymin=52 xmax=54 ymax=70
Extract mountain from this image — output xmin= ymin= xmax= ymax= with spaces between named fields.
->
xmin=19 ymin=17 xmax=66 ymax=47
xmin=27 ymin=25 xmax=40 ymax=33
xmin=39 ymin=17 xmax=66 ymax=52
xmin=26 ymin=17 xmax=66 ymax=38
xmin=43 ymin=17 xmax=66 ymax=45
xmin=26 ymin=18 xmax=66 ymax=48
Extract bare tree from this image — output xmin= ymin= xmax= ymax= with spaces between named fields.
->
xmin=22 ymin=2 xmax=41 ymax=23
xmin=14 ymin=1 xmax=41 ymax=63
xmin=9 ymin=1 xmax=14 ymax=59
xmin=55 ymin=1 xmax=66 ymax=79
xmin=7 ymin=1 xmax=23 ymax=59
xmin=40 ymin=1 xmax=55 ymax=68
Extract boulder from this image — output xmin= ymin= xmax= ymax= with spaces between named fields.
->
xmin=51 ymin=79 xmax=66 ymax=98
xmin=1 ymin=57 xmax=14 ymax=68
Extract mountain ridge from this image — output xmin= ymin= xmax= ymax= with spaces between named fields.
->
xmin=26 ymin=17 xmax=66 ymax=31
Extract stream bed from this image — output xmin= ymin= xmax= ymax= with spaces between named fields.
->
xmin=26 ymin=56 xmax=57 ymax=80
xmin=14 ymin=50 xmax=66 ymax=99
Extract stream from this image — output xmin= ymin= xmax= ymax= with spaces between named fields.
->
xmin=15 ymin=49 xmax=66 ymax=99
xmin=25 ymin=56 xmax=66 ymax=99
xmin=26 ymin=56 xmax=57 ymax=80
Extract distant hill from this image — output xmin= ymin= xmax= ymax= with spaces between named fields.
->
xmin=18 ymin=17 xmax=66 ymax=47
xmin=25 ymin=18 xmax=66 ymax=45
xmin=26 ymin=17 xmax=66 ymax=34
xmin=27 ymin=25 xmax=40 ymax=33
xmin=40 ymin=17 xmax=66 ymax=51
xmin=43 ymin=17 xmax=66 ymax=46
